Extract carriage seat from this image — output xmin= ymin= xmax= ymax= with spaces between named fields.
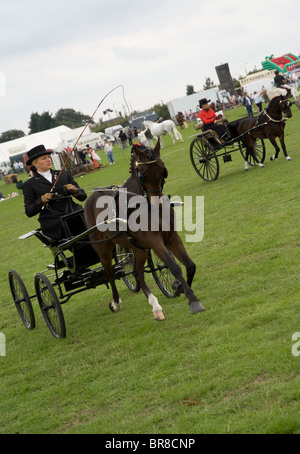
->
xmin=194 ymin=114 xmax=230 ymax=145
xmin=194 ymin=124 xmax=225 ymax=145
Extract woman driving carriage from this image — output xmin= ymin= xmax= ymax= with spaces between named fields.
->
xmin=23 ymin=145 xmax=87 ymax=241
xmin=198 ymin=98 xmax=229 ymax=143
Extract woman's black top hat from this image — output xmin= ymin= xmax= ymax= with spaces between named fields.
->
xmin=199 ymin=98 xmax=211 ymax=107
xmin=26 ymin=145 xmax=53 ymax=166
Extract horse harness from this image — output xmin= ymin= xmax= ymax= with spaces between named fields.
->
xmin=134 ymin=158 xmax=168 ymax=194
xmin=258 ymin=97 xmax=291 ymax=124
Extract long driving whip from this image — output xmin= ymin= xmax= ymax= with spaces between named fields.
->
xmin=50 ymin=84 xmax=130 ymax=193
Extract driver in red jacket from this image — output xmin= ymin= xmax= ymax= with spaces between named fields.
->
xmin=199 ymin=98 xmax=229 ymax=142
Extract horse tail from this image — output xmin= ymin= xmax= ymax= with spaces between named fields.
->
xmin=171 ymin=121 xmax=183 ymax=141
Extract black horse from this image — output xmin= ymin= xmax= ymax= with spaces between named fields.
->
xmin=84 ymin=142 xmax=205 ymax=320
xmin=227 ymin=94 xmax=293 ymax=170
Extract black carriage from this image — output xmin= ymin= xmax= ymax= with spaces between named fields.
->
xmin=189 ymin=118 xmax=266 ymax=181
xmin=8 ymin=209 xmax=181 ymax=339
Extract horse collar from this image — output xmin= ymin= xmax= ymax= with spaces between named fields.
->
xmin=263 ymin=109 xmax=284 ymax=123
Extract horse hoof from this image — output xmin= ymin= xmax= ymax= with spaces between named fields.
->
xmin=109 ymin=299 xmax=122 ymax=313
xmin=153 ymin=310 xmax=166 ymax=321
xmin=286 ymin=156 xmax=292 ymax=161
xmin=270 ymin=155 xmax=276 ymax=161
xmin=189 ymin=300 xmax=206 ymax=315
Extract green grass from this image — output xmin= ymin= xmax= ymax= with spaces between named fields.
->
xmin=1 ymin=104 xmax=300 ymax=434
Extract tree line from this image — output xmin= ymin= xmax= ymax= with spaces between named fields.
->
xmin=0 ymin=103 xmax=170 ymax=144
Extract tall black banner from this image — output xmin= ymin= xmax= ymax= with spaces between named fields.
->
xmin=215 ymin=63 xmax=235 ymax=94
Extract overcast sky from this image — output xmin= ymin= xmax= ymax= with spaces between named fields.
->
xmin=1 ymin=0 xmax=299 ymax=134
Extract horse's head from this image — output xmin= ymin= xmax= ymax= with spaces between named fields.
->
xmin=267 ymin=94 xmax=293 ymax=120
xmin=279 ymin=95 xmax=293 ymax=118
xmin=130 ymin=142 xmax=168 ymax=196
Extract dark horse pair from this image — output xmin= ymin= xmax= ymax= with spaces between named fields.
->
xmin=84 ymin=142 xmax=205 ymax=320
xmin=228 ymin=93 xmax=293 ymax=170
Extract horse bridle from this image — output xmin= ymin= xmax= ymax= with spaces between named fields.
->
xmin=135 ymin=159 xmax=168 ymax=194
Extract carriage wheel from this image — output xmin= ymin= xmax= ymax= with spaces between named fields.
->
xmin=190 ymin=137 xmax=220 ymax=181
xmin=239 ymin=138 xmax=266 ymax=165
xmin=113 ymin=245 xmax=140 ymax=292
xmin=34 ymin=273 xmax=66 ymax=338
xmin=8 ymin=269 xmax=35 ymax=330
xmin=147 ymin=250 xmax=181 ymax=298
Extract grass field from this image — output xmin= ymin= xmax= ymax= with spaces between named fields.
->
xmin=0 ymin=104 xmax=300 ymax=434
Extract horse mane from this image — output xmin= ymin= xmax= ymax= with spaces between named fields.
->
xmin=265 ymin=95 xmax=283 ymax=115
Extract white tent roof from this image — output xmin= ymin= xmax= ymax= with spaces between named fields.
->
xmin=0 ymin=126 xmax=72 ymax=162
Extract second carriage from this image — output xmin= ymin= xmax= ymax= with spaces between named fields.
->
xmin=189 ymin=118 xmax=266 ymax=181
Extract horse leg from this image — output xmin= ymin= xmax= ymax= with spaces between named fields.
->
xmin=91 ymin=241 xmax=122 ymax=313
xmin=269 ymin=137 xmax=281 ymax=161
xmin=168 ymin=131 xmax=176 ymax=145
xmin=244 ymin=146 xmax=250 ymax=171
xmin=153 ymin=244 xmax=205 ymax=315
xmin=173 ymin=127 xmax=184 ymax=142
xmin=279 ymin=134 xmax=292 ymax=161
xmin=159 ymin=137 xmax=165 ymax=148
xmin=244 ymin=141 xmax=264 ymax=170
xmin=133 ymin=248 xmax=165 ymax=321
xmin=164 ymin=231 xmax=196 ymax=290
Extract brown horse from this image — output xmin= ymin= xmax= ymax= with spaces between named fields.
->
xmin=228 ymin=94 xmax=292 ymax=171
xmin=84 ymin=142 xmax=205 ymax=320
xmin=175 ymin=112 xmax=185 ymax=129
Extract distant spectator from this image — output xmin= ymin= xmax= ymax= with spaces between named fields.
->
xmin=118 ymin=130 xmax=127 ymax=149
xmin=78 ymin=148 xmax=87 ymax=164
xmin=243 ymin=92 xmax=254 ymax=118
xmin=253 ymin=91 xmax=264 ymax=113
xmin=104 ymin=139 xmax=115 ymax=165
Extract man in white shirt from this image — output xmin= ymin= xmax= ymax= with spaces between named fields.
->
xmin=253 ymin=91 xmax=264 ymax=113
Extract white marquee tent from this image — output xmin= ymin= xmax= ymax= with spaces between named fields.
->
xmin=0 ymin=125 xmax=91 ymax=164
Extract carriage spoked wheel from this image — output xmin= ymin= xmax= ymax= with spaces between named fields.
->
xmin=239 ymin=138 xmax=266 ymax=166
xmin=113 ymin=245 xmax=140 ymax=292
xmin=34 ymin=273 xmax=66 ymax=338
xmin=8 ymin=269 xmax=35 ymax=330
xmin=190 ymin=137 xmax=220 ymax=181
xmin=147 ymin=250 xmax=181 ymax=298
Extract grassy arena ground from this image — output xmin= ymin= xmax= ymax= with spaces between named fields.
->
xmin=0 ymin=104 xmax=300 ymax=434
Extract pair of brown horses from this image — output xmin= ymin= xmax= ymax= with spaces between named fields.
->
xmin=84 ymin=141 xmax=205 ymax=320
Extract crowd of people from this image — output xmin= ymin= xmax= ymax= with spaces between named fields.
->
xmin=175 ymin=69 xmax=300 ymax=125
